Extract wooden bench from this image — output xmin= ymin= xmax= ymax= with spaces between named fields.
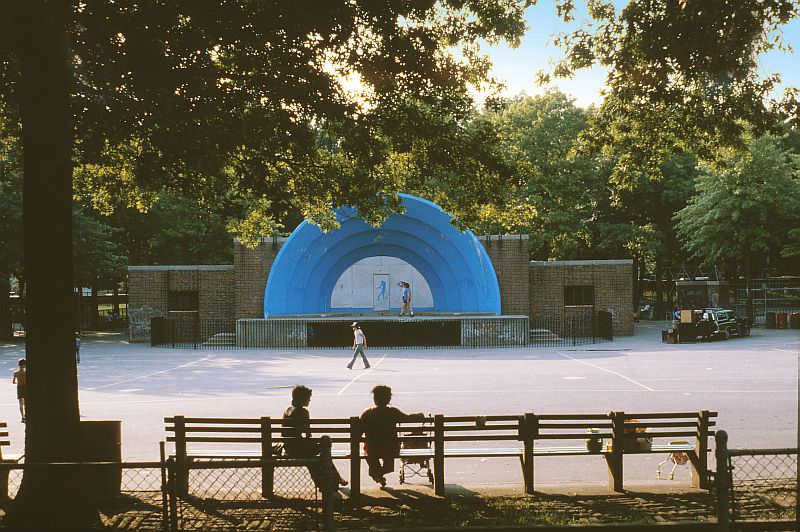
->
xmin=165 ymin=410 xmax=715 ymax=500
xmin=0 ymin=422 xmax=24 ymax=500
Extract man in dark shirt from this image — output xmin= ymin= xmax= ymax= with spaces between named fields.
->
xmin=360 ymin=385 xmax=424 ymax=487
xmin=282 ymin=385 xmax=346 ymax=490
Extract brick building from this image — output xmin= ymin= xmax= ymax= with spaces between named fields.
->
xmin=530 ymin=260 xmax=635 ymax=337
xmin=128 ymin=238 xmax=634 ymax=341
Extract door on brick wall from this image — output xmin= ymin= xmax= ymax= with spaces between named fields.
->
xmin=373 ymin=274 xmax=390 ymax=311
xmin=597 ymin=310 xmax=613 ymax=340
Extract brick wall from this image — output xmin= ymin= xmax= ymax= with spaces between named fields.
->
xmin=234 ymin=238 xmax=286 ymax=318
xmin=478 ymin=235 xmax=530 ymax=316
xmin=199 ymin=269 xmax=236 ymax=321
xmin=127 ymin=265 xmax=235 ymax=342
xmin=529 ymin=260 xmax=634 ymax=336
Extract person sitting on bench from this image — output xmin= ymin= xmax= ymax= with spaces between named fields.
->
xmin=282 ymin=385 xmax=347 ymax=490
xmin=360 ymin=385 xmax=424 ymax=487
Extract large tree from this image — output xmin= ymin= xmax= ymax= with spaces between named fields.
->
xmin=2 ymin=1 xmax=531 ymax=524
xmin=0 ymin=109 xmax=22 ymax=340
xmin=484 ymin=90 xmax=607 ymax=258
xmin=544 ymin=0 xmax=799 ymax=185
xmin=675 ymin=134 xmax=800 ymax=317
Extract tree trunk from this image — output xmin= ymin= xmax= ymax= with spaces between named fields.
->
xmin=654 ymin=261 xmax=663 ymax=320
xmin=8 ymin=1 xmax=98 ymax=526
xmin=0 ymin=266 xmax=11 ymax=340
xmin=90 ymin=283 xmax=99 ymax=330
xmin=112 ymin=286 xmax=120 ymax=319
xmin=745 ymin=258 xmax=754 ymax=321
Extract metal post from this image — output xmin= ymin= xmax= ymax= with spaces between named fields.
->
xmin=159 ymin=441 xmax=168 ymax=530
xmin=261 ymin=417 xmax=274 ymax=498
xmin=319 ymin=436 xmax=336 ymax=532
xmin=572 ymin=317 xmax=576 ymax=346
xmin=167 ymin=458 xmax=178 ymax=531
xmin=715 ymin=430 xmax=730 ymax=532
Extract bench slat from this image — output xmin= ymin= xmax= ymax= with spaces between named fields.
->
xmin=536 ymin=414 xmax=611 ymax=420
xmin=625 ymin=421 xmax=713 ymax=429
xmin=443 ymin=435 xmax=522 ymax=442
xmin=536 ymin=433 xmax=613 ymax=440
xmin=537 ymin=423 xmax=612 ymax=429
xmin=440 ymin=424 xmax=518 ymax=431
xmin=443 ymin=415 xmax=521 ymax=422
xmin=624 ymin=412 xmax=717 ymax=419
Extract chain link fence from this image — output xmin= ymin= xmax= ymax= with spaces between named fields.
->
xmin=0 ymin=462 xmax=167 ymax=529
xmin=0 ymin=457 xmax=335 ymax=531
xmin=170 ymin=458 xmax=330 ymax=531
xmin=729 ymin=451 xmax=797 ymax=525
xmin=715 ymin=431 xmax=798 ymax=531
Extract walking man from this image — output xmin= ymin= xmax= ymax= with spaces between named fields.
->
xmin=347 ymin=322 xmax=370 ymax=369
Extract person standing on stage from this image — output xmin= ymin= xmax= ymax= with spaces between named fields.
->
xmin=398 ymin=281 xmax=414 ymax=317
xmin=347 ymin=322 xmax=370 ymax=369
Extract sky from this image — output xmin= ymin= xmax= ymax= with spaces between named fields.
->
xmin=481 ymin=1 xmax=800 ymax=108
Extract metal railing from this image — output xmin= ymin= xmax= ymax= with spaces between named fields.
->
xmin=715 ymin=430 xmax=798 ymax=531
xmin=152 ymin=316 xmax=534 ymax=349
xmin=529 ymin=312 xmax=605 ymax=347
xmin=151 ymin=318 xmax=237 ymax=349
xmin=151 ymin=313 xmax=609 ymax=350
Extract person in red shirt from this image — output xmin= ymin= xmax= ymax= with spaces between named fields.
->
xmin=360 ymin=385 xmax=423 ymax=487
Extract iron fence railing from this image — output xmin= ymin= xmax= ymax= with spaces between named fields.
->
xmin=715 ymin=431 xmax=798 ymax=531
xmin=529 ymin=312 xmax=606 ymax=347
xmin=151 ymin=313 xmax=610 ymax=350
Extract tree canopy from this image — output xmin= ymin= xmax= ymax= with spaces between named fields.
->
xmin=544 ymin=0 xmax=800 ymax=185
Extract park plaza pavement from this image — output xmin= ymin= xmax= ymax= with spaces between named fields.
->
xmin=0 ymin=322 xmax=796 ymax=492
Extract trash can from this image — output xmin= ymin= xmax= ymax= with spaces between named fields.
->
xmin=765 ymin=311 xmax=777 ymax=329
xmin=790 ymin=312 xmax=800 ymax=330
xmin=776 ymin=312 xmax=788 ymax=329
xmin=678 ymin=323 xmax=697 ymax=343
xmin=79 ymin=420 xmax=122 ymax=496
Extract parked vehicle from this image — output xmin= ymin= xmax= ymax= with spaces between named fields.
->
xmin=699 ymin=308 xmax=751 ymax=340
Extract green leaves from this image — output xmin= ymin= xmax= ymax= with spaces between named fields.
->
xmin=674 ymin=134 xmax=800 ymax=268
xmin=546 ymin=0 xmax=800 ymax=186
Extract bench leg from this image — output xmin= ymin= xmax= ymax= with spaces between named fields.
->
xmin=0 ymin=468 xmax=9 ymax=501
xmin=604 ymin=453 xmax=623 ymax=492
xmin=261 ymin=462 xmax=274 ymax=498
xmin=521 ymin=449 xmax=534 ymax=495
xmin=176 ymin=460 xmax=190 ymax=496
xmin=433 ymin=454 xmax=444 ymax=496
xmin=687 ymin=451 xmax=708 ymax=489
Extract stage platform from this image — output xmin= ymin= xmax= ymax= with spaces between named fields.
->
xmin=236 ymin=314 xmax=529 ymax=348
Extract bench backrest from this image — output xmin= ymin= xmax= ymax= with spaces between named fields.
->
xmin=0 ymin=422 xmax=10 ymax=460
xmin=165 ymin=411 xmax=716 ymax=456
xmin=530 ymin=411 xmax=716 ymax=447
xmin=438 ymin=415 xmax=523 ymax=445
